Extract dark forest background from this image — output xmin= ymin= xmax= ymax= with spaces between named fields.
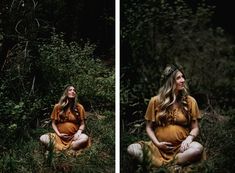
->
xmin=0 ymin=0 xmax=115 ymax=172
xmin=121 ymin=0 xmax=235 ymax=172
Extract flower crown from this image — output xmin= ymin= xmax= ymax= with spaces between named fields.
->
xmin=160 ymin=64 xmax=184 ymax=85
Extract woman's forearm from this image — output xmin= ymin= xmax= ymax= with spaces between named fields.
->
xmin=146 ymin=121 xmax=160 ymax=146
xmin=189 ymin=120 xmax=200 ymax=139
xmin=52 ymin=121 xmax=61 ymax=136
xmin=189 ymin=127 xmax=199 ymax=140
xmin=75 ymin=121 xmax=85 ymax=135
xmin=79 ymin=121 xmax=85 ymax=131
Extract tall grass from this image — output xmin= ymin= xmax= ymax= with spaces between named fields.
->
xmin=121 ymin=110 xmax=235 ymax=173
xmin=0 ymin=110 xmax=115 ymax=173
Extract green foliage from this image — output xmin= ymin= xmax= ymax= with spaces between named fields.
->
xmin=121 ymin=0 xmax=235 ymax=128
xmin=121 ymin=1 xmax=235 ymax=172
xmin=86 ymin=111 xmax=115 ymax=156
xmin=0 ymin=28 xmax=114 ymax=172
xmin=0 ymin=32 xmax=114 ymax=147
xmin=0 ymin=79 xmax=47 ymax=147
xmin=0 ymin=110 xmax=115 ymax=173
xmin=1 ymin=18 xmax=114 ymax=171
xmin=121 ymin=112 xmax=235 ymax=173
xmin=38 ymin=34 xmax=115 ymax=108
xmin=121 ymin=0 xmax=235 ymax=123
xmin=135 ymin=145 xmax=153 ymax=173
xmin=198 ymin=113 xmax=235 ymax=172
xmin=1 ymin=1 xmax=114 ymax=172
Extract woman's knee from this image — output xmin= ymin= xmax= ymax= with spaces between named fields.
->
xmin=40 ymin=134 xmax=50 ymax=144
xmin=71 ymin=134 xmax=89 ymax=149
xmin=191 ymin=142 xmax=203 ymax=155
xmin=80 ymin=133 xmax=89 ymax=141
xmin=127 ymin=143 xmax=143 ymax=161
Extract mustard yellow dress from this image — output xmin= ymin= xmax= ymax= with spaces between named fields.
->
xmin=140 ymin=95 xmax=201 ymax=167
xmin=48 ymin=103 xmax=89 ymax=151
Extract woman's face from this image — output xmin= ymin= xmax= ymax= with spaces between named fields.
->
xmin=175 ymin=71 xmax=185 ymax=91
xmin=67 ymin=86 xmax=76 ymax=98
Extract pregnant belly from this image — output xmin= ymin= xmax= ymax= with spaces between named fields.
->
xmin=57 ymin=122 xmax=79 ymax=135
xmin=155 ymin=125 xmax=189 ymax=145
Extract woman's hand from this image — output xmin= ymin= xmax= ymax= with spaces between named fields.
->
xmin=157 ymin=142 xmax=174 ymax=151
xmin=180 ymin=136 xmax=193 ymax=152
xmin=180 ymin=119 xmax=199 ymax=153
xmin=59 ymin=133 xmax=72 ymax=141
xmin=73 ymin=130 xmax=82 ymax=141
xmin=146 ymin=121 xmax=174 ymax=152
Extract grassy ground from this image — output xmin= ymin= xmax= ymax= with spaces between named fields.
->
xmin=121 ymin=110 xmax=235 ymax=173
xmin=0 ymin=110 xmax=115 ymax=173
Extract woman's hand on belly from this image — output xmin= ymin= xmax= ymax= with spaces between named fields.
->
xmin=59 ymin=133 xmax=73 ymax=141
xmin=156 ymin=141 xmax=174 ymax=151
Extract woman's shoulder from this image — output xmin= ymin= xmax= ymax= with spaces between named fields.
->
xmin=53 ymin=103 xmax=61 ymax=109
xmin=149 ymin=95 xmax=160 ymax=105
xmin=76 ymin=103 xmax=85 ymax=110
xmin=186 ymin=95 xmax=197 ymax=104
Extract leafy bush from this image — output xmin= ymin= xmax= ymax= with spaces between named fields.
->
xmin=1 ymin=1 xmax=115 ymax=172
xmin=121 ymin=1 xmax=235 ymax=172
xmin=0 ymin=33 xmax=114 ymax=150
xmin=38 ymin=34 xmax=115 ymax=108
xmin=121 ymin=0 xmax=235 ymax=130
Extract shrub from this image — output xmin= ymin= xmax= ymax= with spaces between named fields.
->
xmin=38 ymin=34 xmax=115 ymax=109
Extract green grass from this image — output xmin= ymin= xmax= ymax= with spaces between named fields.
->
xmin=0 ymin=110 xmax=115 ymax=173
xmin=121 ymin=110 xmax=235 ymax=173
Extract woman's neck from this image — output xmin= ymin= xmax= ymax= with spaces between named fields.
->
xmin=67 ymin=98 xmax=75 ymax=106
xmin=172 ymin=101 xmax=179 ymax=109
xmin=175 ymin=89 xmax=180 ymax=96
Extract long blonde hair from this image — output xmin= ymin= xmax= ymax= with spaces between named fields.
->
xmin=58 ymin=85 xmax=79 ymax=121
xmin=156 ymin=68 xmax=190 ymax=125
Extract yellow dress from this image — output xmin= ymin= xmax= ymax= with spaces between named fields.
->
xmin=48 ymin=103 xmax=89 ymax=151
xmin=140 ymin=95 xmax=201 ymax=167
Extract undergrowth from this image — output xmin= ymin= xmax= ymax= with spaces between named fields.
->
xmin=0 ymin=110 xmax=115 ymax=173
xmin=121 ymin=110 xmax=235 ymax=173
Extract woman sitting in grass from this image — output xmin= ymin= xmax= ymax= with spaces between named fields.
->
xmin=40 ymin=85 xmax=90 ymax=154
xmin=127 ymin=64 xmax=204 ymax=168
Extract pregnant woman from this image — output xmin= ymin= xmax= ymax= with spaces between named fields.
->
xmin=127 ymin=64 xmax=203 ymax=167
xmin=40 ymin=85 xmax=90 ymax=153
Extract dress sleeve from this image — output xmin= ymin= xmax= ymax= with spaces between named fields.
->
xmin=144 ymin=97 xmax=157 ymax=122
xmin=77 ymin=104 xmax=86 ymax=120
xmin=188 ymin=96 xmax=201 ymax=120
xmin=50 ymin=104 xmax=60 ymax=121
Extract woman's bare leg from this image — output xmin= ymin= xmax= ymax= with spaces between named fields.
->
xmin=71 ymin=134 xmax=89 ymax=150
xmin=175 ymin=141 xmax=203 ymax=165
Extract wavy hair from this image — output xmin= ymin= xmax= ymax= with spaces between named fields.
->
xmin=156 ymin=68 xmax=190 ymax=126
xmin=58 ymin=85 xmax=79 ymax=121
